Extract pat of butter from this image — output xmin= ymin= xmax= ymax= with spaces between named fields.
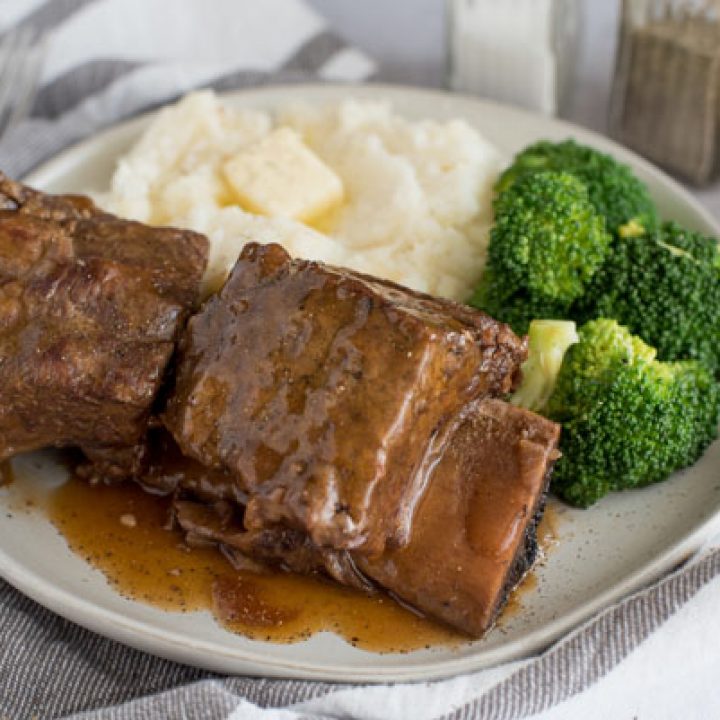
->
xmin=223 ymin=127 xmax=344 ymax=223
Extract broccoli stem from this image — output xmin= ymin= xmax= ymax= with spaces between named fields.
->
xmin=511 ymin=320 xmax=579 ymax=413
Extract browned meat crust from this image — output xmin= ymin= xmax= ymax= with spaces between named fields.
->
xmin=0 ymin=172 xmax=208 ymax=474
xmin=163 ymin=242 xmax=528 ymax=555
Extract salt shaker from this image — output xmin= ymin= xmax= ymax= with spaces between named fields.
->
xmin=610 ymin=0 xmax=720 ymax=185
xmin=447 ymin=0 xmax=579 ymax=116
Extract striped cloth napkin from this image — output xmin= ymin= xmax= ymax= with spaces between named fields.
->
xmin=0 ymin=0 xmax=375 ymax=178
xmin=1 ymin=2 xmax=719 ymax=718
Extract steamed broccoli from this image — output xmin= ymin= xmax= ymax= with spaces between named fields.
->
xmin=541 ymin=319 xmax=720 ymax=507
xmin=576 ymin=222 xmax=720 ymax=373
xmin=470 ymin=171 xmax=611 ymax=334
xmin=496 ymin=139 xmax=658 ymax=237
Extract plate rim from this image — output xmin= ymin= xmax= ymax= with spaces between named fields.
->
xmin=2 ymin=81 xmax=718 ymax=682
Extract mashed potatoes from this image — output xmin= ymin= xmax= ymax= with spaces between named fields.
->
xmin=100 ymin=91 xmax=503 ymax=300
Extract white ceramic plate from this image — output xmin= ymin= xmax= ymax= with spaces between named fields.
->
xmin=2 ymin=84 xmax=719 ymax=682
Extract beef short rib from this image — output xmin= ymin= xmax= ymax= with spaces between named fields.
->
xmin=0 ymin=173 xmax=208 ymax=474
xmin=163 ymin=242 xmax=527 ymax=554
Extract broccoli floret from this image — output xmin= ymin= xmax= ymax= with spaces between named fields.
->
xmin=576 ymin=221 xmax=720 ymax=372
xmin=469 ymin=171 xmax=611 ymax=334
xmin=511 ymin=320 xmax=579 ymax=412
xmin=496 ymin=139 xmax=658 ymax=236
xmin=544 ymin=319 xmax=720 ymax=507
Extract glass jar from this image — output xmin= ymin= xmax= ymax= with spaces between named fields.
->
xmin=446 ymin=0 xmax=579 ymax=116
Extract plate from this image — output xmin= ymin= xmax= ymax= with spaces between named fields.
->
xmin=2 ymin=83 xmax=719 ymax=682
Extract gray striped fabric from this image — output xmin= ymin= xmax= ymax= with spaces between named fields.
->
xmin=30 ymin=59 xmax=145 ymax=118
xmin=0 ymin=1 xmax=718 ymax=719
xmin=0 ymin=0 xmax=97 ymax=41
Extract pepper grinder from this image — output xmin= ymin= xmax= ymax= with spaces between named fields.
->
xmin=610 ymin=0 xmax=720 ymax=185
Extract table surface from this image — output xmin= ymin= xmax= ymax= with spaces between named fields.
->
xmin=306 ymin=0 xmax=720 ymax=219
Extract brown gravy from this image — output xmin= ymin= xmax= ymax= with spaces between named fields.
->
xmin=537 ymin=502 xmax=562 ymax=552
xmin=47 ymin=475 xmax=465 ymax=652
xmin=0 ymin=462 xmax=13 ymax=487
